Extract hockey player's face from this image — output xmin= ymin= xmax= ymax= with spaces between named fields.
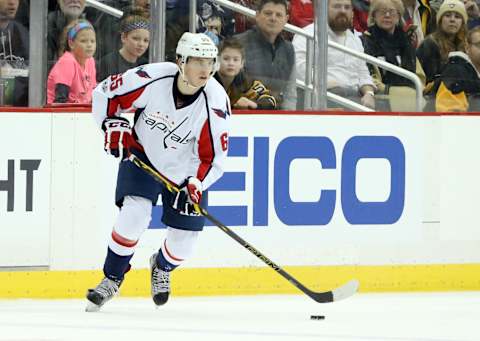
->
xmin=70 ymin=28 xmax=96 ymax=59
xmin=184 ymin=57 xmax=215 ymax=87
xmin=121 ymin=29 xmax=150 ymax=59
xmin=219 ymin=48 xmax=244 ymax=77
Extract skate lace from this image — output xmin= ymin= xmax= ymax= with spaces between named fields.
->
xmin=95 ymin=277 xmax=119 ymax=298
xmin=152 ymin=267 xmax=170 ymax=294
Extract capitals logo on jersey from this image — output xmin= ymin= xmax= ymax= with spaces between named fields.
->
xmin=213 ymin=103 xmax=230 ymax=120
xmin=136 ymin=67 xmax=151 ymax=79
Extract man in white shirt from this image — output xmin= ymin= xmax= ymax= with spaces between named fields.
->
xmin=292 ymin=0 xmax=376 ymax=109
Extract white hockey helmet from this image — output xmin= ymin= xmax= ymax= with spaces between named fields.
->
xmin=176 ymin=32 xmax=219 ymax=69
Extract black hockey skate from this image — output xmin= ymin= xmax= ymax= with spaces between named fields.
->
xmin=85 ymin=277 xmax=122 ymax=312
xmin=150 ymin=253 xmax=170 ymax=306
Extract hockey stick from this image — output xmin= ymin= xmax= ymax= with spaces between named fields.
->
xmin=128 ymin=154 xmax=359 ymax=303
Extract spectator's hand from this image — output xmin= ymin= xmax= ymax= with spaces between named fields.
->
xmin=234 ymin=97 xmax=258 ymax=109
xmin=172 ymin=177 xmax=203 ymax=216
xmin=464 ymin=0 xmax=480 ymax=18
xmin=257 ymin=94 xmax=277 ymax=109
xmin=102 ymin=116 xmax=133 ymax=159
xmin=245 ymin=80 xmax=268 ymax=100
xmin=361 ymin=93 xmax=376 ymax=110
xmin=403 ymin=23 xmax=418 ymax=48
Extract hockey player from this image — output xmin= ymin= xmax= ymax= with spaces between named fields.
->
xmin=86 ymin=32 xmax=231 ymax=311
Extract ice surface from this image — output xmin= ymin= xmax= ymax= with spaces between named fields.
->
xmin=0 ymin=292 xmax=479 ymax=341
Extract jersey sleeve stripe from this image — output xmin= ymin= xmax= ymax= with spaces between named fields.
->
xmin=197 ymin=118 xmax=215 ymax=181
xmin=106 ymin=86 xmax=146 ymax=117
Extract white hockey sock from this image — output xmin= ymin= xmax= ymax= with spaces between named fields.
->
xmin=108 ymin=195 xmax=152 ymax=256
xmin=159 ymin=227 xmax=199 ymax=268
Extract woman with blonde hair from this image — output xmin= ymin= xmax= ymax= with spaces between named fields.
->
xmin=361 ymin=0 xmax=425 ymax=111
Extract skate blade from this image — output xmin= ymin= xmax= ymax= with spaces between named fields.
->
xmin=85 ymin=301 xmax=101 ymax=312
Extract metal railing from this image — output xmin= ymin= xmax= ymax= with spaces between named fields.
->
xmin=30 ymin=0 xmax=423 ymax=111
xmin=86 ymin=0 xmax=123 ymax=18
xmin=214 ymin=0 xmax=424 ymax=112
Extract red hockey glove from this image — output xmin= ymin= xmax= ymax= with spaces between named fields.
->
xmin=102 ymin=116 xmax=133 ymax=159
xmin=172 ymin=177 xmax=203 ymax=216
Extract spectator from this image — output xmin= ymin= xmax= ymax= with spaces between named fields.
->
xmin=461 ymin=0 xmax=480 ymax=29
xmin=401 ymin=0 xmax=436 ymax=47
xmin=435 ymin=26 xmax=480 ymax=111
xmin=417 ymin=0 xmax=467 ymax=95
xmin=199 ymin=9 xmax=224 ymax=46
xmin=97 ymin=8 xmax=150 ymax=82
xmin=293 ymin=0 xmax=376 ymax=109
xmin=88 ymin=1 xmax=150 ymax=62
xmin=235 ymin=0 xmax=297 ymax=110
xmin=0 ymin=0 xmax=29 ymax=106
xmin=47 ymin=20 xmax=97 ymax=104
xmin=198 ymin=0 xmax=235 ymax=37
xmin=361 ymin=0 xmax=426 ymax=111
xmin=289 ymin=0 xmax=314 ymax=28
xmin=48 ymin=0 xmax=87 ymax=69
xmin=214 ymin=38 xmax=277 ymax=109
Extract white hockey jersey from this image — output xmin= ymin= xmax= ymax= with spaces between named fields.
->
xmin=92 ymin=62 xmax=231 ymax=190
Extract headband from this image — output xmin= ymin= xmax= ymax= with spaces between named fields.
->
xmin=121 ymin=20 xmax=150 ymax=33
xmin=67 ymin=22 xmax=94 ymax=42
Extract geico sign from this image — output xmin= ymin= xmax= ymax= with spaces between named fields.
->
xmin=149 ymin=135 xmax=405 ymax=228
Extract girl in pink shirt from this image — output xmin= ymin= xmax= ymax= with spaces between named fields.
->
xmin=47 ymin=20 xmax=97 ymax=104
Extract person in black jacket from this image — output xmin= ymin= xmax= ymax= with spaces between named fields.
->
xmin=416 ymin=0 xmax=468 ymax=92
xmin=435 ymin=26 xmax=480 ymax=111
xmin=361 ymin=0 xmax=426 ymax=111
xmin=0 ymin=0 xmax=29 ymax=106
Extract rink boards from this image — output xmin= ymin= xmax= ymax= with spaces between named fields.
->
xmin=1 ymin=111 xmax=480 ymax=297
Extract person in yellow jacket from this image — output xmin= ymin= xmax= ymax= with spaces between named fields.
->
xmin=436 ymin=26 xmax=480 ymax=112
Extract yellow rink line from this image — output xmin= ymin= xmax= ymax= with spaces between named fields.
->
xmin=1 ymin=264 xmax=479 ymax=298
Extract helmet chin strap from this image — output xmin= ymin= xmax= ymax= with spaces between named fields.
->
xmin=178 ymin=62 xmax=208 ymax=91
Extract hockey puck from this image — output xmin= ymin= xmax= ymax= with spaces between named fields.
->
xmin=310 ymin=315 xmax=325 ymax=320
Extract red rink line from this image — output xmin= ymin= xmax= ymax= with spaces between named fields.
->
xmin=1 ymin=105 xmax=480 ymax=116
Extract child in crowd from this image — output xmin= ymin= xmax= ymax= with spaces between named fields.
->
xmin=97 ymin=8 xmax=150 ymax=82
xmin=214 ymin=38 xmax=277 ymax=109
xmin=417 ymin=0 xmax=468 ymax=94
xmin=47 ymin=20 xmax=97 ymax=104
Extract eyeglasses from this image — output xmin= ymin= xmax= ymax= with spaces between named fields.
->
xmin=376 ymin=8 xmax=398 ymax=16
